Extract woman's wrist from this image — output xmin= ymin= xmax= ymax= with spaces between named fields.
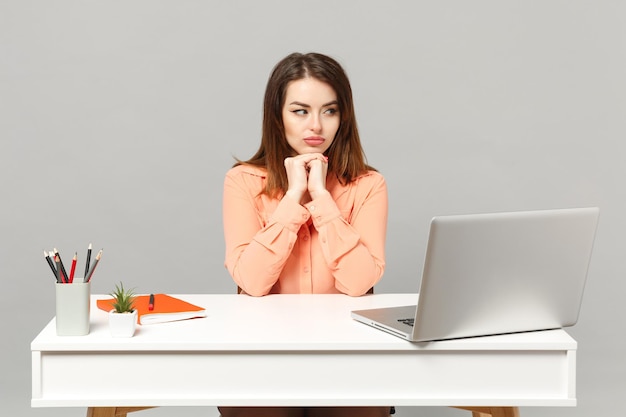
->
xmin=284 ymin=189 xmax=304 ymax=203
xmin=309 ymin=189 xmax=330 ymax=201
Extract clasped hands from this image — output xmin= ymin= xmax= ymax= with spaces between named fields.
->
xmin=284 ymin=153 xmax=330 ymax=204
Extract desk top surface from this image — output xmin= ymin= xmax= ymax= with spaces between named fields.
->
xmin=31 ymin=293 xmax=576 ymax=352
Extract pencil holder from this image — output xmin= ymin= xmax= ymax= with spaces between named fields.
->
xmin=55 ymin=281 xmax=91 ymax=336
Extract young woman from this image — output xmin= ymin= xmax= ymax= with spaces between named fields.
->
xmin=221 ymin=52 xmax=389 ymax=417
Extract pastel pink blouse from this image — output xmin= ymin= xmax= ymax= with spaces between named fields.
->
xmin=223 ymin=164 xmax=387 ymax=296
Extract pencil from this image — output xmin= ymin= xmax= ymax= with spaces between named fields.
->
xmin=53 ymin=248 xmax=69 ymax=284
xmin=44 ymin=251 xmax=58 ymax=282
xmin=69 ymin=252 xmax=77 ymax=283
xmin=84 ymin=243 xmax=92 ymax=279
xmin=54 ymin=254 xmax=63 ymax=283
xmin=85 ymin=249 xmax=102 ymax=282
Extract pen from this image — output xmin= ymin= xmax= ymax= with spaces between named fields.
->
xmin=53 ymin=248 xmax=69 ymax=284
xmin=84 ymin=243 xmax=92 ymax=279
xmin=85 ymin=249 xmax=102 ymax=282
xmin=44 ymin=251 xmax=59 ymax=282
xmin=69 ymin=252 xmax=77 ymax=283
xmin=148 ymin=294 xmax=155 ymax=311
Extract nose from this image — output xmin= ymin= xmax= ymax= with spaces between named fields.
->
xmin=309 ymin=114 xmax=322 ymax=133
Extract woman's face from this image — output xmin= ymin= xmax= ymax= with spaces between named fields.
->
xmin=282 ymin=77 xmax=340 ymax=156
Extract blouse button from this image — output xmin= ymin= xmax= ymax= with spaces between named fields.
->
xmin=309 ymin=205 xmax=316 ymax=212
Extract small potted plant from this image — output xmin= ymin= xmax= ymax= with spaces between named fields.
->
xmin=108 ymin=282 xmax=138 ymax=337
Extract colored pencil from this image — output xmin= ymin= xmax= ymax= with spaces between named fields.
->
xmin=84 ymin=243 xmax=92 ymax=279
xmin=54 ymin=254 xmax=63 ymax=283
xmin=53 ymin=248 xmax=69 ymax=284
xmin=85 ymin=249 xmax=102 ymax=282
xmin=69 ymin=252 xmax=77 ymax=283
xmin=44 ymin=251 xmax=59 ymax=282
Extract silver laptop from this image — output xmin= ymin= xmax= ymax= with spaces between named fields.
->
xmin=352 ymin=207 xmax=599 ymax=342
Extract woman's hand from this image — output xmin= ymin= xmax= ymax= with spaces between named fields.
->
xmin=306 ymin=155 xmax=330 ymax=200
xmin=284 ymin=153 xmax=328 ymax=203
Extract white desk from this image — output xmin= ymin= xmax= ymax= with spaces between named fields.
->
xmin=31 ymin=294 xmax=577 ymax=417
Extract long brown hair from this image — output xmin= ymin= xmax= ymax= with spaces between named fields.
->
xmin=238 ymin=52 xmax=373 ymax=197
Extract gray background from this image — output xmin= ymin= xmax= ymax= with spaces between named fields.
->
xmin=1 ymin=1 xmax=623 ymax=416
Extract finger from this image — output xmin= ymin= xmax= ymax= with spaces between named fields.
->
xmin=293 ymin=153 xmax=327 ymax=164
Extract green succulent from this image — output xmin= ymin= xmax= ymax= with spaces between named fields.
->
xmin=109 ymin=282 xmax=136 ymax=313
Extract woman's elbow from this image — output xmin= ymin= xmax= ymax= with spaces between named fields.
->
xmin=239 ymin=286 xmax=270 ymax=297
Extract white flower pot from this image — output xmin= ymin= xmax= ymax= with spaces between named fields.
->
xmin=109 ymin=309 xmax=138 ymax=337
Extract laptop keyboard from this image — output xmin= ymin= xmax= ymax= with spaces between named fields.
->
xmin=398 ymin=318 xmax=414 ymax=327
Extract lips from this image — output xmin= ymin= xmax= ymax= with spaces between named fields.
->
xmin=303 ymin=136 xmax=325 ymax=146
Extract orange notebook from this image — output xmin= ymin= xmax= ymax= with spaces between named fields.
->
xmin=97 ymin=294 xmax=207 ymax=325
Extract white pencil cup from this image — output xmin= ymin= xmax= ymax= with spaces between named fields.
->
xmin=55 ymin=281 xmax=91 ymax=336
